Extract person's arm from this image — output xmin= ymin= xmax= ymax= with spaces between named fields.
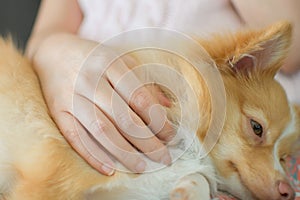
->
xmin=26 ymin=0 xmax=82 ymax=58
xmin=231 ymin=0 xmax=300 ymax=74
xmin=26 ymin=0 xmax=173 ymax=175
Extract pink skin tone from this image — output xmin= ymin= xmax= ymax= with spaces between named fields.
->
xmin=26 ymin=0 xmax=300 ymax=175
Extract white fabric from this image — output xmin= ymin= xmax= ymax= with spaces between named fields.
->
xmin=77 ymin=0 xmax=300 ymax=104
xmin=77 ymin=0 xmax=242 ymax=41
xmin=276 ymin=71 xmax=300 ymax=104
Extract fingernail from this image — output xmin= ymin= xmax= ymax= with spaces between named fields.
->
xmin=102 ymin=165 xmax=115 ymax=176
xmin=135 ymin=161 xmax=146 ymax=173
xmin=165 ymin=133 xmax=175 ymax=142
xmin=164 ymin=126 xmax=176 ymax=142
xmin=161 ymin=154 xmax=172 ymax=166
xmin=158 ymin=92 xmax=171 ymax=107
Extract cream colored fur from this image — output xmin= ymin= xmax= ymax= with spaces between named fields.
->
xmin=0 ymin=22 xmax=299 ymax=200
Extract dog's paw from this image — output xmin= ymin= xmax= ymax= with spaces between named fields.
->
xmin=170 ymin=173 xmax=210 ymax=200
xmin=170 ymin=187 xmax=197 ymax=200
xmin=170 ymin=186 xmax=210 ymax=200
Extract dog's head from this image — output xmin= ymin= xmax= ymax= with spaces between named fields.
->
xmin=202 ymin=22 xmax=300 ymax=200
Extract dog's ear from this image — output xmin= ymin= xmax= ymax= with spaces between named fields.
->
xmin=229 ymin=21 xmax=292 ymax=77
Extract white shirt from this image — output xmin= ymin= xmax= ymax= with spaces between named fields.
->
xmin=78 ymin=0 xmax=242 ymax=41
xmin=77 ymin=0 xmax=300 ymax=104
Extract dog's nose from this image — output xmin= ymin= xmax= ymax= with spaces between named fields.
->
xmin=278 ymin=181 xmax=295 ymax=200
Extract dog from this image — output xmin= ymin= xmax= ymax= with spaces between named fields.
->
xmin=0 ymin=21 xmax=299 ymax=200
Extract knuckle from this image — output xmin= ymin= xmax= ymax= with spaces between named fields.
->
xmin=63 ymin=129 xmax=79 ymax=143
xmin=158 ymin=124 xmax=175 ymax=141
xmin=131 ymin=89 xmax=152 ymax=111
xmin=116 ymin=112 xmax=137 ymax=131
xmin=89 ymin=120 xmax=110 ymax=134
xmin=51 ymin=98 xmax=70 ymax=115
xmin=148 ymin=141 xmax=164 ymax=153
xmin=62 ymin=129 xmax=88 ymax=153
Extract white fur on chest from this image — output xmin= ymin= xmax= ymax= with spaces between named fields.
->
xmin=86 ymin=129 xmax=216 ymax=200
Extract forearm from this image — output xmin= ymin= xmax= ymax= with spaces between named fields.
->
xmin=26 ymin=33 xmax=98 ymax=79
xmin=25 ymin=0 xmax=86 ymax=70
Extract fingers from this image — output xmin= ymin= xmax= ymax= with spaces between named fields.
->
xmin=53 ymin=111 xmax=116 ymax=176
xmin=57 ymin=54 xmax=174 ymax=173
xmin=72 ymin=94 xmax=148 ymax=173
xmin=110 ymin=96 xmax=172 ymax=165
xmin=78 ymin=79 xmax=171 ymax=165
xmin=106 ymin=58 xmax=175 ymax=141
xmin=145 ymin=84 xmax=172 ymax=107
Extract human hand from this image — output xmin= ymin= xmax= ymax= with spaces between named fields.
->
xmin=34 ymin=41 xmax=174 ymax=175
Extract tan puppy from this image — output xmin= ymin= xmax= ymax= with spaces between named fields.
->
xmin=0 ymin=22 xmax=299 ymax=200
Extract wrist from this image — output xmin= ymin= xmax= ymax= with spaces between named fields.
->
xmin=30 ymin=33 xmax=98 ymax=72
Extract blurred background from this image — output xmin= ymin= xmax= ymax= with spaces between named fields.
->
xmin=0 ymin=0 xmax=41 ymax=49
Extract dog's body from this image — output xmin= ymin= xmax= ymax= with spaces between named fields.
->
xmin=0 ymin=22 xmax=299 ymax=200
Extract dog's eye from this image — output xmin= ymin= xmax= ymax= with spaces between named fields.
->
xmin=250 ymin=119 xmax=263 ymax=137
